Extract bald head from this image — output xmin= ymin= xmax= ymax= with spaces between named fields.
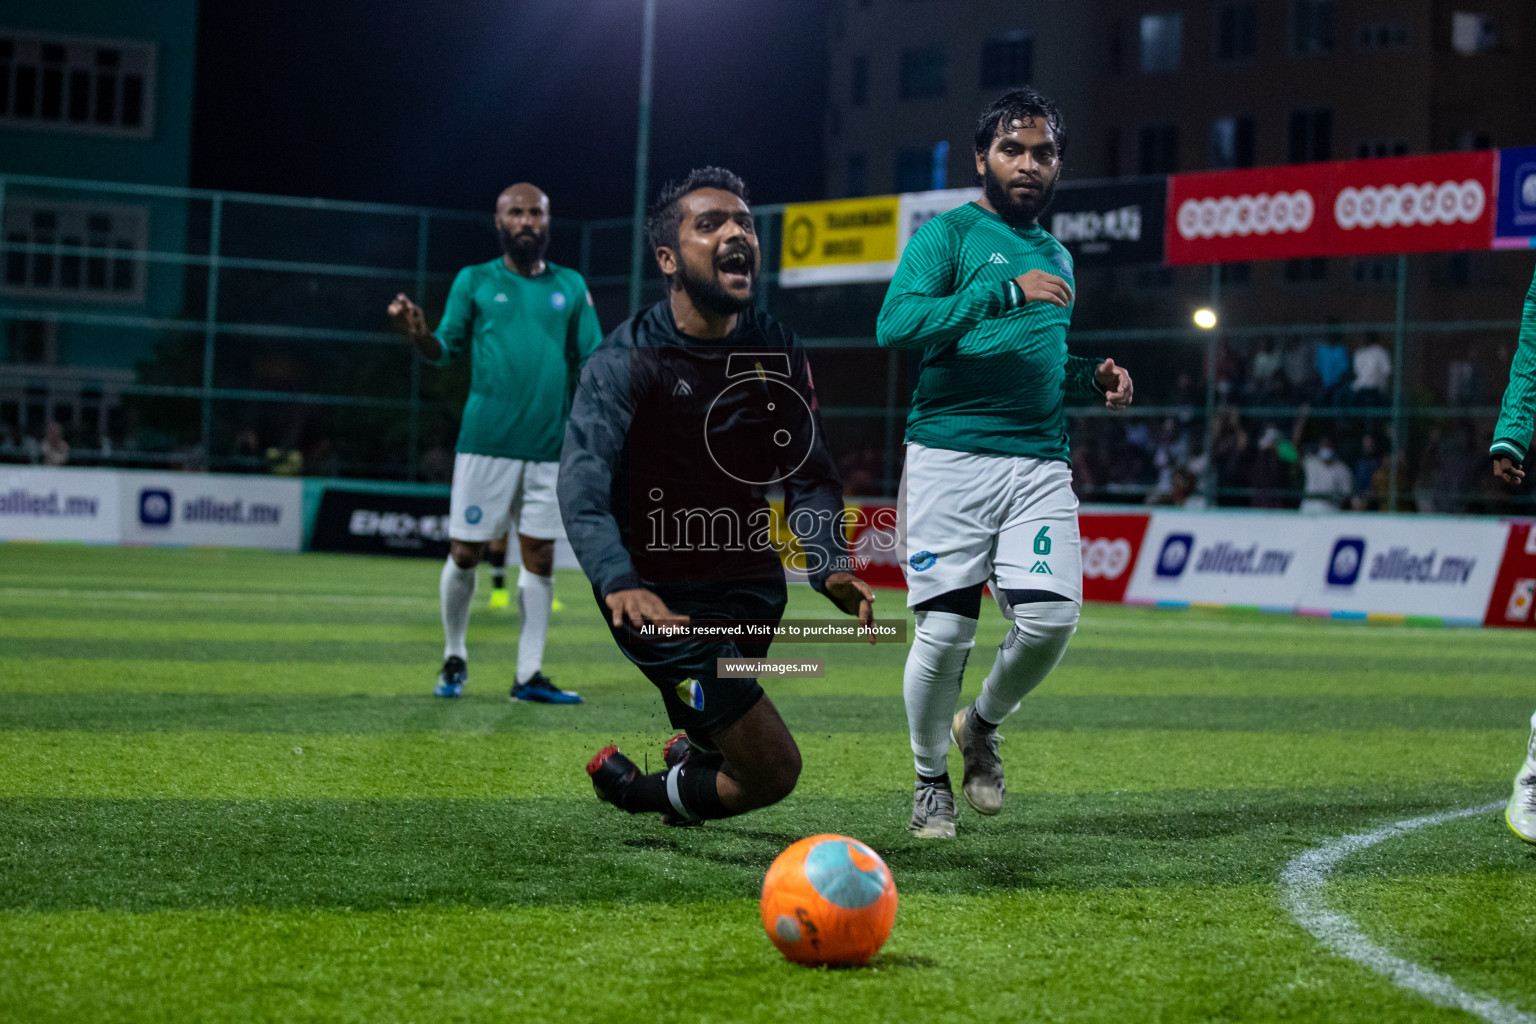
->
xmin=497 ymin=182 xmax=548 ymax=214
xmin=495 ymin=183 xmax=551 ymax=274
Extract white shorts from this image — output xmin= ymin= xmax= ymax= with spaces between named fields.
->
xmin=448 ymin=454 xmax=562 ymax=543
xmin=898 ymin=442 xmax=1082 ymax=608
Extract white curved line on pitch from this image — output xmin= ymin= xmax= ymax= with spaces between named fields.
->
xmin=1280 ymin=801 xmax=1533 ymax=1024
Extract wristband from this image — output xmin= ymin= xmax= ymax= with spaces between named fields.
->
xmin=1002 ymin=279 xmax=1023 ymax=311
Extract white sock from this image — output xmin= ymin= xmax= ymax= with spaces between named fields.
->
xmin=440 ymin=557 xmax=477 ymax=660
xmin=903 ymin=610 xmax=977 ymax=778
xmin=973 ymin=600 xmax=1079 ymax=726
xmin=516 ymin=567 xmax=554 ymax=683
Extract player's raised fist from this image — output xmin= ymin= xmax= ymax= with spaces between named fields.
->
xmin=387 ymin=293 xmax=426 ymax=337
xmin=1095 ymin=358 xmax=1134 ymax=411
xmin=1014 ymin=269 xmax=1073 ymax=308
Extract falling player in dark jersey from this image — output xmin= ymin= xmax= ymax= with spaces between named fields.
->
xmin=561 ymin=167 xmax=875 ymax=825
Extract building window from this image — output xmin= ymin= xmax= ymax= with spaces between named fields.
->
xmin=1288 ymin=108 xmax=1332 ymax=162
xmin=1211 ymin=115 xmax=1255 ymax=168
xmin=846 ymin=153 xmax=867 ymax=197
xmin=894 ymin=142 xmax=948 ymax=193
xmin=1138 ymin=124 xmax=1179 ymax=174
xmin=981 ymin=32 xmax=1033 ymax=87
xmin=1215 ymin=3 xmax=1258 ymax=61
xmin=1283 ymin=257 xmax=1328 ymax=282
xmin=1352 ymin=257 xmax=1399 ymax=285
xmin=1 ymin=199 xmax=148 ymax=303
xmin=1455 ymin=129 xmax=1493 ymax=150
xmin=898 ymin=45 xmax=946 ymax=100
xmin=1355 ymin=138 xmax=1408 ymax=159
xmin=849 ymin=56 xmax=868 ymax=106
xmin=1451 ymin=12 xmax=1498 ymax=54
xmin=1139 ymin=13 xmax=1183 ymax=72
xmin=1357 ymin=20 xmax=1408 ymax=50
xmin=0 ymin=30 xmax=155 ymax=138
xmin=1291 ymin=0 xmax=1334 ymax=54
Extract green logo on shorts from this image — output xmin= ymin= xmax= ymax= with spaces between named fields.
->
xmin=1030 ymin=561 xmax=1053 ymax=574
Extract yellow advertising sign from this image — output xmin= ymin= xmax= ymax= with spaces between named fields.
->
xmin=779 ymin=196 xmax=900 ymax=286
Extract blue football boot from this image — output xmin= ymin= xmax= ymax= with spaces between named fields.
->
xmin=433 ymin=656 xmax=467 ymax=698
xmin=510 ymin=672 xmax=582 ymax=704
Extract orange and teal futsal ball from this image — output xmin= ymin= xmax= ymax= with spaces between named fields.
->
xmin=759 ymin=834 xmax=897 ymax=966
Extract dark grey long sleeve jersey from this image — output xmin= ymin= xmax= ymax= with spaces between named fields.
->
xmin=558 ymin=302 xmax=850 ymax=598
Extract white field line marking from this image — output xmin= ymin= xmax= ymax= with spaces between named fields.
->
xmin=1280 ymin=801 xmax=1533 ymax=1024
xmin=0 ymin=586 xmax=434 ymax=607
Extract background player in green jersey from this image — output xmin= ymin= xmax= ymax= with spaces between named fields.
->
xmin=1488 ymin=264 xmax=1536 ymax=844
xmin=387 ymin=183 xmax=602 ymax=702
xmin=877 ymin=89 xmax=1134 ymax=838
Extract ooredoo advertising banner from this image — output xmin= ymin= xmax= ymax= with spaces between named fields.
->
xmin=1079 ymin=512 xmax=1149 ymax=603
xmin=0 ymin=466 xmax=120 ymax=543
xmin=118 ymin=471 xmax=303 ymax=550
xmin=1167 ymin=151 xmax=1497 ymax=265
xmin=1297 ymin=518 xmax=1505 ymax=623
xmin=1484 ymin=521 xmax=1536 ymax=628
xmin=1125 ymin=511 xmax=1321 ymax=609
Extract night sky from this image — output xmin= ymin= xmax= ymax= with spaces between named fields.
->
xmin=190 ymin=0 xmax=830 ymax=220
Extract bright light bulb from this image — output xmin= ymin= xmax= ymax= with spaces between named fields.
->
xmin=1193 ymin=308 xmax=1218 ymax=329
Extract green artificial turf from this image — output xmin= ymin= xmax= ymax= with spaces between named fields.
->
xmin=0 ymin=543 xmax=1531 ymax=1023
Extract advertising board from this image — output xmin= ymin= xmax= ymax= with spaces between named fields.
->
xmin=0 ymin=466 xmax=120 ymax=543
xmin=119 ymin=471 xmax=303 ymax=550
xmin=1167 ymin=151 xmax=1497 ymax=264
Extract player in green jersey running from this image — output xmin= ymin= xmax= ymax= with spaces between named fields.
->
xmin=387 ymin=183 xmax=602 ymax=703
xmin=1489 ymin=264 xmax=1536 ymax=844
xmin=877 ymin=89 xmax=1134 ymax=838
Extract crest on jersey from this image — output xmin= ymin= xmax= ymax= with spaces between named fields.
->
xmin=550 ymin=291 xmax=568 ymax=311
xmin=1051 ymin=250 xmax=1073 ymax=279
xmin=676 ymin=679 xmax=706 ymax=710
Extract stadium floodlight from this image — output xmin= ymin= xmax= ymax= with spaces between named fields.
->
xmin=1193 ymin=308 xmax=1218 ymax=329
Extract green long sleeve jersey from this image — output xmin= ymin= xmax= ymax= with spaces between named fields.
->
xmin=1491 ymin=266 xmax=1536 ymax=464
xmin=433 ymin=258 xmax=603 ymax=462
xmin=875 ymin=201 xmax=1102 ymax=461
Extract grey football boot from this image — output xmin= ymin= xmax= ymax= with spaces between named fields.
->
xmin=910 ymin=777 xmax=957 ymax=838
xmin=952 ymin=706 xmax=1005 ymax=815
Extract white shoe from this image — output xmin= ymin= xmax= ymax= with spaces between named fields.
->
xmin=1508 ymin=765 xmax=1536 ymax=844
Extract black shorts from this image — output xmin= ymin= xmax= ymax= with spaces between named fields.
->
xmin=597 ymin=579 xmax=787 ymax=740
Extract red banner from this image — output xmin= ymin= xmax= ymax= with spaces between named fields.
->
xmin=1079 ymin=512 xmax=1150 ymax=604
xmin=1167 ymin=152 xmax=1497 ymax=265
xmin=1483 ymin=521 xmax=1536 ymax=628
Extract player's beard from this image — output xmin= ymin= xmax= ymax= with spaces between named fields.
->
xmin=982 ymin=161 xmax=1058 ymax=229
xmin=499 ymin=226 xmax=549 ymax=266
xmin=675 ymin=243 xmax=756 ymax=317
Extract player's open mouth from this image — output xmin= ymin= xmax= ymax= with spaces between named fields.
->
xmin=717 ymin=249 xmax=753 ymax=285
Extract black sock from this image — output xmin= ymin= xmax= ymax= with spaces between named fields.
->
xmin=675 ymin=762 xmax=733 ymax=820
xmin=488 ymin=548 xmax=507 ymax=588
xmin=918 ymin=771 xmax=950 ymax=786
xmin=969 ymin=706 xmax=999 ymax=732
xmin=617 ymin=772 xmax=669 ymax=814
